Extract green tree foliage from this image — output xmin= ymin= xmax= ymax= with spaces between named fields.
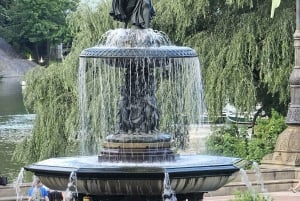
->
xmin=14 ymin=0 xmax=296 ymax=161
xmin=205 ymin=110 xmax=286 ymax=163
xmin=205 ymin=125 xmax=249 ymax=158
xmin=14 ymin=1 xmax=117 ymax=162
xmin=248 ymin=110 xmax=287 ymax=162
xmin=5 ymin=0 xmax=78 ymax=59
xmin=0 ymin=0 xmax=14 ymax=40
xmin=154 ymin=0 xmax=294 ymax=119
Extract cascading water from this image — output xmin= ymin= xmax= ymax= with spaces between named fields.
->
xmin=253 ymin=162 xmax=272 ymax=201
xmin=14 ymin=168 xmax=25 ymax=201
xmin=78 ymin=28 xmax=205 ymax=156
xmin=240 ymin=168 xmax=256 ymax=200
xmin=24 ymin=1 xmax=245 ymax=201
xmin=64 ymin=171 xmax=78 ymax=201
xmin=253 ymin=162 xmax=267 ymax=194
xmin=78 ymin=58 xmax=88 ymax=155
xmin=162 ymin=172 xmax=177 ymax=201
xmin=240 ymin=165 xmax=272 ymax=201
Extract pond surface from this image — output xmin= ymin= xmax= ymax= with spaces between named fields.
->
xmin=0 ymin=77 xmax=34 ymax=183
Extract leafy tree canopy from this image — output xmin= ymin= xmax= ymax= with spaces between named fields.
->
xmin=153 ymin=0 xmax=294 ymax=118
xmin=10 ymin=0 xmax=77 ymax=42
xmin=2 ymin=0 xmax=79 ymax=58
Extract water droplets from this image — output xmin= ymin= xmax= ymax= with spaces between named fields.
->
xmin=14 ymin=168 xmax=25 ymax=201
xmin=98 ymin=28 xmax=172 ymax=48
xmin=162 ymin=172 xmax=177 ymax=201
xmin=64 ymin=171 xmax=78 ymax=201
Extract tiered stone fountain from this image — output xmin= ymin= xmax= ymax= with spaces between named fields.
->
xmin=25 ymin=1 xmax=244 ymax=201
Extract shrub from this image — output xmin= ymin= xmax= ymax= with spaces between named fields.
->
xmin=205 ymin=124 xmax=248 ymax=158
xmin=247 ymin=110 xmax=287 ymax=162
xmin=229 ymin=191 xmax=273 ymax=201
xmin=205 ymin=109 xmax=286 ymax=163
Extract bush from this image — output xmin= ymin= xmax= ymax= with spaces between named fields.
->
xmin=205 ymin=109 xmax=286 ymax=163
xmin=247 ymin=110 xmax=287 ymax=162
xmin=205 ymin=124 xmax=248 ymax=158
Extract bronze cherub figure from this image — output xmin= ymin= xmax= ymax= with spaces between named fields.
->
xmin=110 ymin=0 xmax=155 ymax=29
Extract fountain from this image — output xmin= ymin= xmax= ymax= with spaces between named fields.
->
xmin=24 ymin=1 xmax=245 ymax=201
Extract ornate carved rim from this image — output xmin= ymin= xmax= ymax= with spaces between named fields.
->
xmin=80 ymin=46 xmax=198 ymax=58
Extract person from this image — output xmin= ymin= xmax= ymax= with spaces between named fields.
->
xmin=289 ymin=180 xmax=300 ymax=193
xmin=27 ymin=176 xmax=49 ymax=201
xmin=48 ymin=190 xmax=66 ymax=201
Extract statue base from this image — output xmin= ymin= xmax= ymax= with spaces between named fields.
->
xmin=261 ymin=126 xmax=300 ymax=168
xmin=98 ymin=132 xmax=177 ymax=162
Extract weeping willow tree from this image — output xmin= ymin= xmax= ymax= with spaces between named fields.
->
xmin=14 ymin=0 xmax=296 ymax=162
xmin=14 ymin=1 xmax=118 ymax=162
xmin=154 ymin=0 xmax=294 ymax=119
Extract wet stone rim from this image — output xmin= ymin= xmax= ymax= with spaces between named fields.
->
xmin=80 ymin=46 xmax=198 ymax=58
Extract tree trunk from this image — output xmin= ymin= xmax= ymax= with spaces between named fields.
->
xmin=34 ymin=43 xmax=40 ymax=62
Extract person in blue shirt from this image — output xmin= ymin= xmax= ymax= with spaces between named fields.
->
xmin=27 ymin=176 xmax=49 ymax=201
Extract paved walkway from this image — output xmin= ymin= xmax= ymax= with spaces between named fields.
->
xmin=204 ymin=191 xmax=300 ymax=201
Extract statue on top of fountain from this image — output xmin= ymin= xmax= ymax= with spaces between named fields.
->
xmin=110 ymin=0 xmax=155 ymax=29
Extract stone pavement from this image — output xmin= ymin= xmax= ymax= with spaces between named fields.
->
xmin=203 ymin=191 xmax=300 ymax=201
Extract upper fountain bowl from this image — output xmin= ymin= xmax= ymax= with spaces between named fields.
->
xmin=80 ymin=29 xmax=197 ymax=68
xmin=80 ymin=46 xmax=197 ymax=59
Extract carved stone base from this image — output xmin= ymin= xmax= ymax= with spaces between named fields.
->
xmin=98 ymin=132 xmax=177 ymax=162
xmin=261 ymin=126 xmax=300 ymax=167
xmin=105 ymin=132 xmax=172 ymax=143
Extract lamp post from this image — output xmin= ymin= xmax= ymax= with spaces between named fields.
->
xmin=287 ymin=0 xmax=300 ymax=125
xmin=262 ymin=0 xmax=300 ymax=167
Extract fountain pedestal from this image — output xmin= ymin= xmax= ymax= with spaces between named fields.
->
xmin=99 ymin=132 xmax=177 ymax=162
xmin=261 ymin=126 xmax=300 ymax=167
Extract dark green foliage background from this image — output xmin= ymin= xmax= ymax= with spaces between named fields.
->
xmin=1 ymin=0 xmax=78 ymax=58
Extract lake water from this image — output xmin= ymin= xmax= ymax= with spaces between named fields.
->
xmin=0 ymin=77 xmax=34 ymax=183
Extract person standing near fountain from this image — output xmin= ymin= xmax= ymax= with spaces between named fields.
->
xmin=27 ymin=176 xmax=49 ymax=201
xmin=48 ymin=190 xmax=66 ymax=201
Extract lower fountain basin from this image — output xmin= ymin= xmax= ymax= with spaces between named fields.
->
xmin=25 ymin=155 xmax=244 ymax=197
